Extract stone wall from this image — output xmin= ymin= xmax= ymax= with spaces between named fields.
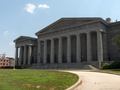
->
xmin=107 ymin=23 xmax=120 ymax=61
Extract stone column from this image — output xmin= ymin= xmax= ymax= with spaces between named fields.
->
xmin=58 ymin=37 xmax=62 ymax=63
xmin=23 ymin=45 xmax=27 ymax=65
xmin=87 ymin=32 xmax=92 ymax=62
xmin=19 ymin=46 xmax=22 ymax=65
xmin=15 ymin=47 xmax=18 ymax=65
xmin=37 ymin=41 xmax=41 ymax=64
xmin=67 ymin=35 xmax=71 ymax=63
xmin=102 ymin=32 xmax=108 ymax=61
xmin=43 ymin=40 xmax=47 ymax=64
xmin=50 ymin=39 xmax=54 ymax=63
xmin=76 ymin=34 xmax=81 ymax=63
xmin=28 ymin=45 xmax=32 ymax=65
xmin=97 ymin=30 xmax=103 ymax=61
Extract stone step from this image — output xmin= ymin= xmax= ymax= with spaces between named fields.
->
xmin=27 ymin=63 xmax=98 ymax=70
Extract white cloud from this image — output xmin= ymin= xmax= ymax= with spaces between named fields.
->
xmin=38 ymin=4 xmax=50 ymax=9
xmin=4 ymin=31 xmax=8 ymax=35
xmin=24 ymin=3 xmax=36 ymax=13
xmin=9 ymin=42 xmax=14 ymax=46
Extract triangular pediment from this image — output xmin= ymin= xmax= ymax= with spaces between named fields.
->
xmin=35 ymin=17 xmax=103 ymax=35
xmin=14 ymin=36 xmax=36 ymax=42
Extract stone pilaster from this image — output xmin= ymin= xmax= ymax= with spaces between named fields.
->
xmin=87 ymin=32 xmax=92 ymax=62
xmin=50 ymin=39 xmax=54 ymax=63
xmin=76 ymin=34 xmax=81 ymax=63
xmin=28 ymin=45 xmax=32 ymax=65
xmin=58 ymin=37 xmax=62 ymax=63
xmin=37 ymin=41 xmax=41 ymax=63
xmin=97 ymin=30 xmax=103 ymax=61
xmin=15 ymin=47 xmax=18 ymax=65
xmin=43 ymin=40 xmax=47 ymax=64
xmin=23 ymin=45 xmax=27 ymax=65
xmin=67 ymin=35 xmax=71 ymax=63
xmin=19 ymin=46 xmax=22 ymax=65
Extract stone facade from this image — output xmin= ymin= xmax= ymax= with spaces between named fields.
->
xmin=14 ymin=17 xmax=120 ymax=68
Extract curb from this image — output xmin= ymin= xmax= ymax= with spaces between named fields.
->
xmin=66 ymin=75 xmax=82 ymax=90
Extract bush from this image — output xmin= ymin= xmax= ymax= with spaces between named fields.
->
xmin=100 ymin=63 xmax=110 ymax=70
xmin=15 ymin=65 xmax=31 ymax=69
xmin=100 ymin=61 xmax=120 ymax=70
xmin=0 ymin=66 xmax=13 ymax=69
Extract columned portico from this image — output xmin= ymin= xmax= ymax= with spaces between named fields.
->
xmin=14 ymin=17 xmax=116 ymax=69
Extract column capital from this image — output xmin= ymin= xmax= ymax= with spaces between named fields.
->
xmin=86 ymin=31 xmax=91 ymax=34
xmin=66 ymin=35 xmax=71 ymax=38
xmin=23 ymin=45 xmax=27 ymax=47
xmin=58 ymin=37 xmax=62 ymax=39
xmin=96 ymin=29 xmax=104 ymax=32
xmin=37 ymin=40 xmax=42 ymax=42
xmin=75 ymin=33 xmax=80 ymax=36
xmin=20 ymin=46 xmax=22 ymax=48
xmin=15 ymin=46 xmax=19 ymax=48
xmin=29 ymin=44 xmax=33 ymax=46
xmin=43 ymin=39 xmax=47 ymax=42
xmin=50 ymin=38 xmax=54 ymax=40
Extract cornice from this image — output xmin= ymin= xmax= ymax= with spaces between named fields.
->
xmin=36 ymin=19 xmax=108 ymax=36
xmin=14 ymin=36 xmax=37 ymax=42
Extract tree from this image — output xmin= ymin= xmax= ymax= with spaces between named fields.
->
xmin=112 ymin=34 xmax=120 ymax=52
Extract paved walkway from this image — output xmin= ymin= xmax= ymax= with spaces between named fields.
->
xmin=66 ymin=71 xmax=120 ymax=90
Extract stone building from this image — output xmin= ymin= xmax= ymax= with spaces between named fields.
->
xmin=14 ymin=17 xmax=120 ymax=69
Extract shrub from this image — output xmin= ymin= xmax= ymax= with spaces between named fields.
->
xmin=15 ymin=65 xmax=31 ymax=69
xmin=100 ymin=63 xmax=110 ymax=70
xmin=100 ymin=61 xmax=120 ymax=70
xmin=0 ymin=66 xmax=13 ymax=69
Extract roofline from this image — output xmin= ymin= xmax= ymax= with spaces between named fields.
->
xmin=108 ymin=21 xmax=120 ymax=26
xmin=35 ymin=18 xmax=108 ymax=36
xmin=14 ymin=35 xmax=37 ymax=42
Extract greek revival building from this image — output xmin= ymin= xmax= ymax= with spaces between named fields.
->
xmin=14 ymin=17 xmax=120 ymax=69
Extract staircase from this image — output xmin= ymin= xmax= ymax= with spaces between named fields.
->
xmin=27 ymin=63 xmax=98 ymax=70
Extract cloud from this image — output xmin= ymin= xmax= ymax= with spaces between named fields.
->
xmin=12 ymin=32 xmax=16 ymax=35
xmin=38 ymin=4 xmax=50 ymax=9
xmin=24 ymin=3 xmax=36 ymax=13
xmin=4 ymin=31 xmax=8 ymax=35
xmin=9 ymin=42 xmax=14 ymax=46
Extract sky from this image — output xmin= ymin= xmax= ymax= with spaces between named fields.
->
xmin=0 ymin=0 xmax=120 ymax=58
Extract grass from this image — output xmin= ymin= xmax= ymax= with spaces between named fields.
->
xmin=0 ymin=69 xmax=78 ymax=90
xmin=92 ymin=69 xmax=120 ymax=75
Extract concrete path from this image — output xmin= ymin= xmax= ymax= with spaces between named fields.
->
xmin=66 ymin=71 xmax=120 ymax=90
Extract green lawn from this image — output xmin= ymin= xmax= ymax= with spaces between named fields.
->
xmin=92 ymin=69 xmax=120 ymax=75
xmin=0 ymin=69 xmax=78 ymax=90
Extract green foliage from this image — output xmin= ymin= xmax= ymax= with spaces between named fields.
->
xmin=15 ymin=65 xmax=31 ymax=69
xmin=0 ymin=66 xmax=13 ymax=69
xmin=100 ymin=61 xmax=120 ymax=70
xmin=100 ymin=63 xmax=110 ymax=70
xmin=112 ymin=34 xmax=120 ymax=52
